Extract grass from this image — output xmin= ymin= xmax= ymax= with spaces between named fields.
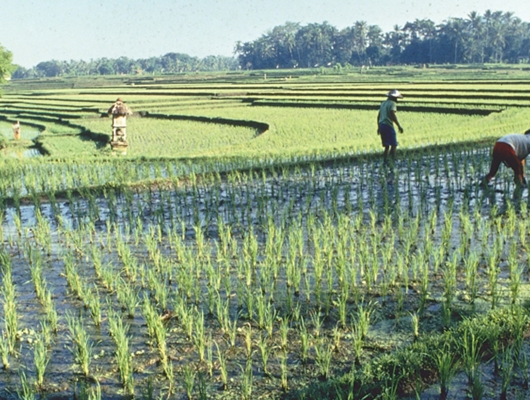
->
xmin=1 ymin=66 xmax=530 ymax=162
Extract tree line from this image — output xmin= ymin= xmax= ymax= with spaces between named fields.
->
xmin=11 ymin=53 xmax=239 ymax=79
xmin=6 ymin=9 xmax=530 ymax=79
xmin=235 ymin=10 xmax=530 ymax=69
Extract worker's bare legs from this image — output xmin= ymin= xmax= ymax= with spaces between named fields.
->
xmin=383 ymin=145 xmax=396 ymax=161
xmin=514 ymin=171 xmax=526 ymax=186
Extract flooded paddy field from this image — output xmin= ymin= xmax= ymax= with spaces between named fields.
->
xmin=2 ymin=146 xmax=530 ymax=399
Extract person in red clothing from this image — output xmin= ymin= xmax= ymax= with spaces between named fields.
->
xmin=484 ymin=129 xmax=530 ymax=185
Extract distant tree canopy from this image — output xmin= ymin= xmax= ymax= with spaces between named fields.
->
xmin=11 ymin=53 xmax=239 ymax=79
xmin=0 ymin=43 xmax=16 ymax=84
xmin=235 ymin=11 xmax=530 ymax=69
xmin=9 ymin=9 xmax=530 ymax=79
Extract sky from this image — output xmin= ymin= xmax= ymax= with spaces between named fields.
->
xmin=1 ymin=0 xmax=529 ymax=68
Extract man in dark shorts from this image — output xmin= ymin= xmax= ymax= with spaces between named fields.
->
xmin=377 ymin=90 xmax=404 ymax=161
xmin=484 ymin=130 xmax=530 ymax=186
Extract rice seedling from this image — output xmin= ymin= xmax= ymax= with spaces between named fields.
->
xmin=63 ymin=251 xmax=82 ymax=298
xmin=1 ymin=259 xmax=18 ymax=355
xmin=143 ymin=296 xmax=171 ymax=374
xmin=311 ymin=312 xmax=323 ymax=339
xmin=417 ymin=257 xmax=430 ymax=315
xmin=226 ymin=317 xmax=239 ymax=348
xmin=16 ymin=370 xmax=35 ymax=400
xmin=442 ymin=254 xmax=458 ymax=328
xmin=183 ymin=364 xmax=196 ymax=400
xmin=206 ymin=333 xmax=214 ymax=377
xmin=240 ymin=357 xmax=254 ymax=399
xmin=464 ymin=251 xmax=480 ymax=305
xmin=352 ymin=303 xmax=373 ymax=341
xmin=84 ymin=286 xmax=102 ymax=327
xmin=469 ymin=369 xmax=484 ymax=400
xmin=279 ymin=317 xmax=289 ymax=351
xmin=257 ymin=333 xmax=271 ymax=377
xmin=299 ymin=318 xmax=310 ymax=365
xmin=28 ymin=247 xmax=46 ymax=302
xmin=332 ymin=324 xmax=342 ymax=352
xmin=33 ymin=333 xmax=49 ymax=388
xmin=433 ymin=344 xmax=458 ymax=400
xmin=65 ymin=312 xmax=93 ymax=377
xmin=508 ymin=241 xmax=523 ymax=306
xmin=410 ymin=312 xmax=419 ymax=341
xmin=487 ymin=246 xmax=501 ymax=309
xmin=215 ymin=341 xmax=228 ymax=390
xmin=0 ymin=332 xmax=10 ymax=370
xmin=75 ymin=381 xmax=102 ymax=400
xmin=461 ymin=325 xmax=483 ymax=386
xmin=351 ymin=326 xmax=364 ymax=366
xmin=380 ymin=368 xmax=402 ymax=400
xmin=280 ymin=351 xmax=289 ymax=392
xmin=115 ymin=279 xmax=139 ymax=319
xmin=43 ymin=290 xmax=58 ymax=333
xmin=499 ymin=347 xmax=515 ymax=400
xmin=193 ymin=310 xmax=206 ymax=362
xmin=243 ymin=324 xmax=253 ymax=359
xmin=517 ymin=348 xmax=529 ymax=390
xmin=336 ymin=293 xmax=348 ymax=329
xmin=107 ymin=307 xmax=134 ymax=394
xmin=314 ymin=338 xmax=333 ymax=379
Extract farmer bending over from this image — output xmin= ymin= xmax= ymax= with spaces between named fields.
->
xmin=377 ymin=90 xmax=404 ymax=161
xmin=484 ymin=129 xmax=530 ymax=186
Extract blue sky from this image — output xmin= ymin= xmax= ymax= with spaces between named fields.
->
xmin=1 ymin=0 xmax=529 ymax=68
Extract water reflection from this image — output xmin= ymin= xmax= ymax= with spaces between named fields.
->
xmin=1 ymin=148 xmax=42 ymax=158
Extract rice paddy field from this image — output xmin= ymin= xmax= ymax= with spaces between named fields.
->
xmin=1 ymin=66 xmax=530 ymax=399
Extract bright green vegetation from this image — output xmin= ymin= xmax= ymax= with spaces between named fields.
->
xmin=79 ymin=117 xmax=260 ymax=157
xmin=0 ymin=121 xmax=40 ymax=141
xmin=1 ymin=67 xmax=530 ymax=398
xmin=1 ymin=66 xmax=530 ymax=162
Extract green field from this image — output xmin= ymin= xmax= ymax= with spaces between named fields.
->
xmin=1 ymin=66 xmax=530 ymax=399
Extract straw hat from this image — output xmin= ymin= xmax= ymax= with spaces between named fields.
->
xmin=386 ymin=89 xmax=403 ymax=99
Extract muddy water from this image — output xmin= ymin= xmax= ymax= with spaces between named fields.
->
xmin=1 ymin=148 xmax=42 ymax=158
xmin=0 ymin=148 xmax=529 ymax=398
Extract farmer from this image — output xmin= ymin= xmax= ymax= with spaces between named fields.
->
xmin=484 ymin=129 xmax=530 ymax=186
xmin=12 ymin=121 xmax=21 ymax=140
xmin=377 ymin=90 xmax=404 ymax=161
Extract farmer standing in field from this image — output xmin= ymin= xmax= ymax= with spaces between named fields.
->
xmin=377 ymin=90 xmax=404 ymax=161
xmin=484 ymin=129 xmax=530 ymax=186
xmin=12 ymin=120 xmax=20 ymax=140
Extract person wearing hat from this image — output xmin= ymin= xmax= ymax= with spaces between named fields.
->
xmin=377 ymin=90 xmax=404 ymax=161
xmin=484 ymin=129 xmax=530 ymax=186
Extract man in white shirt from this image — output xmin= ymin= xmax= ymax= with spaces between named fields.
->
xmin=484 ymin=130 xmax=530 ymax=185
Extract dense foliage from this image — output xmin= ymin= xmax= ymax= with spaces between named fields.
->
xmin=235 ymin=10 xmax=530 ymax=69
xmin=10 ymin=9 xmax=530 ymax=79
xmin=0 ymin=43 xmax=15 ymax=85
xmin=11 ymin=52 xmax=239 ymax=79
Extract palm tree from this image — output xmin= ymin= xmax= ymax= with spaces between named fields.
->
xmin=383 ymin=25 xmax=405 ymax=64
xmin=466 ymin=11 xmax=485 ymax=63
xmin=335 ymin=27 xmax=355 ymax=64
xmin=403 ymin=19 xmax=436 ymax=63
xmin=353 ymin=21 xmax=368 ymax=64
xmin=296 ymin=22 xmax=337 ymax=68
xmin=442 ymin=18 xmax=467 ymax=63
xmin=490 ymin=11 xmax=510 ymax=62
